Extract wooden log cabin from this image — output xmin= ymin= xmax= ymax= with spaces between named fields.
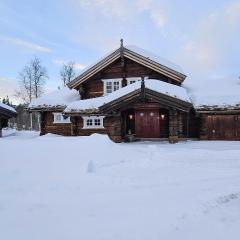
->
xmin=29 ymin=40 xmax=240 ymax=142
xmin=0 ymin=103 xmax=17 ymax=137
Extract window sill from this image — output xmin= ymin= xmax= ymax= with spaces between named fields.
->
xmin=53 ymin=121 xmax=71 ymax=124
xmin=82 ymin=127 xmax=104 ymax=129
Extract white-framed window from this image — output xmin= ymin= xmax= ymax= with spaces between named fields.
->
xmin=127 ymin=77 xmax=141 ymax=85
xmin=102 ymin=79 xmax=122 ymax=95
xmin=53 ymin=112 xmax=71 ymax=124
xmin=127 ymin=77 xmax=148 ymax=85
xmin=82 ymin=116 xmax=105 ymax=129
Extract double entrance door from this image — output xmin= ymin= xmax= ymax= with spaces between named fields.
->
xmin=135 ymin=109 xmax=160 ymax=138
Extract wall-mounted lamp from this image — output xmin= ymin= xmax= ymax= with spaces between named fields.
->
xmin=161 ymin=114 xmax=165 ymax=120
xmin=129 ymin=114 xmax=133 ymax=120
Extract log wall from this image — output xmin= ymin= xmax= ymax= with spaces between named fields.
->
xmin=41 ymin=112 xmax=72 ymax=136
xmin=39 ymin=111 xmax=240 ymax=142
xmin=40 ymin=108 xmax=200 ymax=142
xmin=40 ymin=112 xmax=123 ymax=142
xmin=80 ymin=58 xmax=180 ymax=99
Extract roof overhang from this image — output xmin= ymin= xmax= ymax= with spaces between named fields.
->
xmin=65 ymin=79 xmax=192 ymax=115
xmin=99 ymin=88 xmax=192 ymax=114
xmin=67 ymin=46 xmax=186 ymax=89
xmin=196 ymin=107 xmax=240 ymax=114
xmin=0 ymin=107 xmax=17 ymax=119
xmin=68 ymin=49 xmax=121 ymax=89
xmin=28 ymin=106 xmax=66 ymax=112
xmin=123 ymin=48 xmax=186 ymax=83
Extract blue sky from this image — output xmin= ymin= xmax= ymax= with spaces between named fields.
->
xmin=0 ymin=0 xmax=240 ymax=103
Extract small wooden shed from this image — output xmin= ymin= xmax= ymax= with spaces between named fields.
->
xmin=0 ymin=103 xmax=17 ymax=137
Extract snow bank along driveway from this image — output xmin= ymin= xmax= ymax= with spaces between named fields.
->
xmin=1 ymin=131 xmax=240 ymax=240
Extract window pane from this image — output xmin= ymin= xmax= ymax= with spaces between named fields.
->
xmin=94 ymin=119 xmax=101 ymax=126
xmin=106 ymin=82 xmax=112 ymax=93
xmin=87 ymin=119 xmax=93 ymax=126
xmin=113 ymin=81 xmax=119 ymax=91
xmin=106 ymin=88 xmax=112 ymax=93
xmin=56 ymin=114 xmax=62 ymax=121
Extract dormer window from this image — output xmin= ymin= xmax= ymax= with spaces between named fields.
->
xmin=102 ymin=79 xmax=122 ymax=95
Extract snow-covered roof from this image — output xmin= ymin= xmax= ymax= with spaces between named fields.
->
xmin=68 ymin=44 xmax=186 ymax=89
xmin=29 ymin=87 xmax=79 ymax=109
xmin=0 ymin=102 xmax=16 ymax=113
xmin=28 ymin=75 xmax=240 ymax=112
xmin=125 ymin=45 xmax=185 ymax=75
xmin=64 ymin=79 xmax=191 ymax=113
xmin=184 ymin=75 xmax=240 ymax=109
xmin=75 ymin=45 xmax=185 ymax=78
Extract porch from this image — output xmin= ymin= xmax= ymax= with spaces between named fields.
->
xmin=121 ymin=103 xmax=193 ymax=143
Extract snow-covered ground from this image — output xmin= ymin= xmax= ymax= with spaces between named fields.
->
xmin=1 ymin=130 xmax=240 ymax=240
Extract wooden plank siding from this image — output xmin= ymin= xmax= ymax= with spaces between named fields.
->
xmin=202 ymin=115 xmax=240 ymax=140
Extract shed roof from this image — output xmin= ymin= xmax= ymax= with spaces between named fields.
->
xmin=184 ymin=75 xmax=240 ymax=111
xmin=0 ymin=103 xmax=17 ymax=118
xmin=28 ymin=87 xmax=79 ymax=111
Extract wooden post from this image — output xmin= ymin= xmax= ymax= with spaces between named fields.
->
xmin=120 ymin=38 xmax=127 ymax=86
xmin=140 ymin=76 xmax=145 ymax=102
xmin=169 ymin=109 xmax=178 ymax=143
xmin=71 ymin=116 xmax=78 ymax=136
xmin=178 ymin=112 xmax=184 ymax=138
xmin=37 ymin=113 xmax=41 ymax=131
xmin=40 ymin=112 xmax=46 ymax=136
xmin=30 ymin=112 xmax=33 ymax=130
xmin=109 ymin=115 xmax=122 ymax=142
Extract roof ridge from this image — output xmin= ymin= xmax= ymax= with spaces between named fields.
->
xmin=68 ymin=44 xmax=186 ymax=89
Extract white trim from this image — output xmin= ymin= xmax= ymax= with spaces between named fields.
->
xmin=82 ymin=116 xmax=105 ymax=129
xmin=53 ymin=112 xmax=71 ymax=124
xmin=102 ymin=78 xmax=122 ymax=96
xmin=127 ymin=77 xmax=149 ymax=85
xmin=127 ymin=77 xmax=141 ymax=85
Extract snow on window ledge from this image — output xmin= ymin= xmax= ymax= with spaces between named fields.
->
xmin=127 ymin=77 xmax=142 ymax=85
xmin=102 ymin=78 xmax=122 ymax=96
xmin=53 ymin=112 xmax=71 ymax=124
xmin=82 ymin=116 xmax=105 ymax=129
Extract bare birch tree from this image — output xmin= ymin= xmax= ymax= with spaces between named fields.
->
xmin=60 ymin=61 xmax=76 ymax=86
xmin=16 ymin=56 xmax=48 ymax=130
xmin=17 ymin=56 xmax=48 ymax=103
xmin=31 ymin=57 xmax=48 ymax=98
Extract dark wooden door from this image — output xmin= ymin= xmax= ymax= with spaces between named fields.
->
xmin=207 ymin=115 xmax=240 ymax=140
xmin=135 ymin=109 xmax=160 ymax=138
